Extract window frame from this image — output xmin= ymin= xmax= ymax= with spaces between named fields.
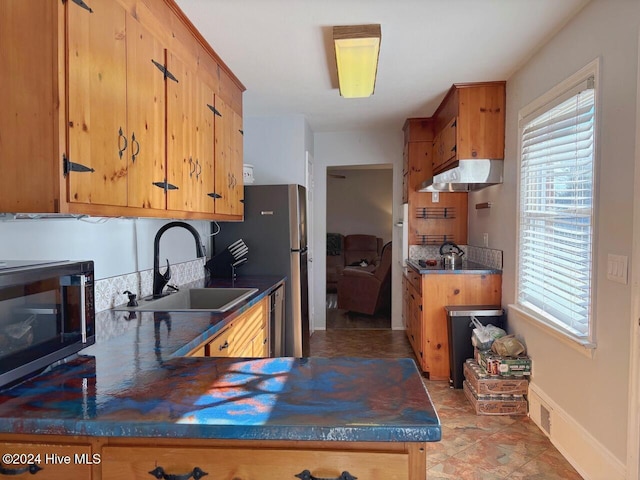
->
xmin=514 ymin=58 xmax=600 ymax=349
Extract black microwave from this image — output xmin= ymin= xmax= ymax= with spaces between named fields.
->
xmin=0 ymin=260 xmax=95 ymax=389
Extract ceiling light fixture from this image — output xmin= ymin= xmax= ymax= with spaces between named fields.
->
xmin=333 ymin=24 xmax=381 ymax=99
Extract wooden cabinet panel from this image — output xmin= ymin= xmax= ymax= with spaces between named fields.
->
xmin=67 ymin=0 xmax=128 ymax=207
xmin=166 ymin=52 xmax=216 ymax=214
xmin=431 ymin=82 xmax=505 ymax=176
xmin=457 ymin=85 xmax=505 ymax=161
xmin=125 ymin=15 xmax=167 ymax=211
xmin=0 ymin=442 xmax=92 ymax=479
xmin=402 ymin=117 xmax=467 ymax=247
xmin=0 ymin=1 xmax=61 ymax=213
xmin=438 ymin=116 xmax=457 ymax=170
xmin=101 ymin=445 xmax=410 ymax=480
xmin=166 ymin=51 xmax=193 ymax=211
xmin=228 ymin=299 xmax=266 ymax=357
xmin=421 ymin=273 xmax=502 ymax=380
xmin=406 ymin=280 xmax=423 ymax=369
xmin=213 ymin=95 xmax=243 ymax=215
xmin=187 ymin=297 xmax=269 ymax=359
xmin=232 ymin=109 xmax=245 ymax=216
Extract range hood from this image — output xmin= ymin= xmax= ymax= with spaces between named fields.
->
xmin=418 ymin=159 xmax=504 ymax=192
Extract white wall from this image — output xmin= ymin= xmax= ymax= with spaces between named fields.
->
xmin=243 ymin=115 xmax=308 ymax=186
xmin=468 ymin=0 xmax=639 ymax=472
xmin=314 ymin=130 xmax=404 ymax=330
xmin=0 ymin=217 xmax=209 ymax=280
xmin=326 ymin=168 xmax=393 ymax=244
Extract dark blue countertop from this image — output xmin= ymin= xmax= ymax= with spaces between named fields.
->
xmin=0 ymin=276 xmax=441 ymax=443
xmin=407 ymin=258 xmax=501 ymax=275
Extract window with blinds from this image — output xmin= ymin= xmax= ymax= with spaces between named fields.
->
xmin=517 ymin=73 xmax=596 ymax=341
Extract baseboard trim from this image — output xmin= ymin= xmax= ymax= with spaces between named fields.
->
xmin=528 ymin=382 xmax=626 ymax=480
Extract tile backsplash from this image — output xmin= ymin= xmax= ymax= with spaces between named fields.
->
xmin=94 ymin=258 xmax=207 ymax=312
xmin=409 ymin=245 xmax=503 ymax=270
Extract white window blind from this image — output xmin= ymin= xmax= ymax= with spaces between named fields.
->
xmin=517 ymin=77 xmax=595 ymax=340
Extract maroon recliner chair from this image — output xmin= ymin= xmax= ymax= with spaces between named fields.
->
xmin=337 ymin=241 xmax=392 ymax=315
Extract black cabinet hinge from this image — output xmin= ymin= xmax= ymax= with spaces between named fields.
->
xmin=153 ymin=181 xmax=178 ymax=192
xmin=151 ymin=60 xmax=178 ymax=83
xmin=207 ymin=192 xmax=222 ymax=199
xmin=207 ymin=104 xmax=222 ymax=117
xmin=63 ymin=0 xmax=93 ymax=13
xmin=239 ymin=129 xmax=244 ymax=135
xmin=63 ymin=154 xmax=94 ymax=177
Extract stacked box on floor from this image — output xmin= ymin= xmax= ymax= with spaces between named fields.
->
xmin=463 ymin=359 xmax=529 ymax=416
xmin=475 ymin=348 xmax=532 ymax=377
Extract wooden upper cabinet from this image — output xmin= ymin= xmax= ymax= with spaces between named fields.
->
xmin=431 ymin=82 xmax=505 ymax=175
xmin=0 ymin=0 xmax=244 ymax=220
xmin=402 ymin=118 xmax=433 ymax=203
xmin=213 ymin=96 xmax=244 ymax=216
xmin=67 ymin=0 xmax=128 ymax=207
xmin=125 ymin=15 xmax=167 ymax=211
xmin=0 ymin=0 xmax=60 ymax=213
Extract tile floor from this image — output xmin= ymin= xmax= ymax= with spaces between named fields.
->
xmin=310 ymin=329 xmax=584 ymax=480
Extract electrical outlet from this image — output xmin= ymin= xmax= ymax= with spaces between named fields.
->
xmin=483 ymin=233 xmax=489 ymax=247
xmin=432 ymin=192 xmax=439 ymax=203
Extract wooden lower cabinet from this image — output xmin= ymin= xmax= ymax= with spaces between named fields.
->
xmin=0 ymin=441 xmax=93 ymax=479
xmin=404 ymin=270 xmax=502 ymax=380
xmin=0 ymin=435 xmax=428 ymax=480
xmin=101 ymin=442 xmax=417 ymax=480
xmin=187 ymin=297 xmax=269 ymax=358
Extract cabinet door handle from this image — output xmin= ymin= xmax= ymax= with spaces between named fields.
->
xmin=196 ymin=160 xmax=202 ymax=180
xmin=295 ymin=470 xmax=357 ymax=480
xmin=219 ymin=340 xmax=229 ymax=351
xmin=118 ymin=127 xmax=128 ymax=159
xmin=189 ymin=157 xmax=195 ymax=178
xmin=148 ymin=466 xmax=208 ymax=480
xmin=131 ymin=132 xmax=140 ymax=163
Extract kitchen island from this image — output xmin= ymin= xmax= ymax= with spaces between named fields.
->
xmin=0 ymin=276 xmax=440 ymax=479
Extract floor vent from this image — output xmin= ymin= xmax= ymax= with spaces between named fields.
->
xmin=540 ymin=404 xmax=552 ymax=434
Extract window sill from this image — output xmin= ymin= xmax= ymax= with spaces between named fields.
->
xmin=507 ymin=304 xmax=596 ymax=359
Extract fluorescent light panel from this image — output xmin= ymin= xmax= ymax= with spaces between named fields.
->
xmin=333 ymin=24 xmax=381 ymax=98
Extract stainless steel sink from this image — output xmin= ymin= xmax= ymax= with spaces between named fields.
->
xmin=115 ymin=288 xmax=258 ymax=312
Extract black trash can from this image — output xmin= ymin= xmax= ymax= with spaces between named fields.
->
xmin=445 ymin=305 xmax=504 ymax=389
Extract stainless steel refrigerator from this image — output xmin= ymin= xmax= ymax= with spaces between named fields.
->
xmin=213 ymin=184 xmax=309 ymax=357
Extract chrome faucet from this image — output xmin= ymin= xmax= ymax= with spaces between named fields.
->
xmin=153 ymin=221 xmax=206 ymax=298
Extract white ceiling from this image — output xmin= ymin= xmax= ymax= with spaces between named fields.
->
xmin=176 ymin=0 xmax=589 ymax=133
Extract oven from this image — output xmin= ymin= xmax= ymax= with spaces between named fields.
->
xmin=0 ymin=260 xmax=95 ymax=388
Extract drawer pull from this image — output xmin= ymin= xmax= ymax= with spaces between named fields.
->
xmin=148 ymin=466 xmax=208 ymax=480
xmin=295 ymin=470 xmax=357 ymax=480
xmin=0 ymin=462 xmax=43 ymax=476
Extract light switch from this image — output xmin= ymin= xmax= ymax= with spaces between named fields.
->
xmin=607 ymin=254 xmax=628 ymax=284
xmin=432 ymin=192 xmax=439 ymax=203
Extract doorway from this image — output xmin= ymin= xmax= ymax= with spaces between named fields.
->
xmin=325 ymin=165 xmax=393 ymax=329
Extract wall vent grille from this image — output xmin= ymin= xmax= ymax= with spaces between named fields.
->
xmin=540 ymin=404 xmax=551 ymax=434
